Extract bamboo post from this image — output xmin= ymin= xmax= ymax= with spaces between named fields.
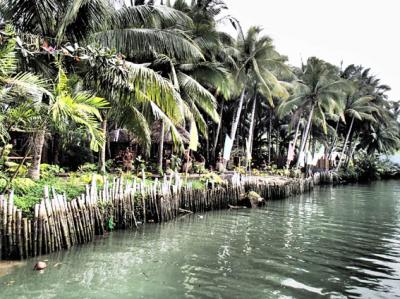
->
xmin=7 ymin=191 xmax=14 ymax=258
xmin=0 ymin=195 xmax=4 ymax=259
xmin=16 ymin=210 xmax=22 ymax=259
xmin=33 ymin=204 xmax=39 ymax=257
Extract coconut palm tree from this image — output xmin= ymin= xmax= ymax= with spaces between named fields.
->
xmin=223 ymin=26 xmax=291 ymax=167
xmin=1 ymin=1 xmax=208 ymax=173
xmin=335 ymin=92 xmax=376 ymax=170
xmin=27 ymin=66 xmax=109 ymax=180
xmin=168 ymin=0 xmax=237 ymax=163
xmin=0 ymin=0 xmax=202 ymax=62
xmin=278 ymin=57 xmax=349 ymax=169
xmin=338 ymin=64 xmax=399 ymax=165
xmin=0 ymin=27 xmax=50 ymax=144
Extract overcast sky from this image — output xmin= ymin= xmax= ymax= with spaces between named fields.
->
xmin=220 ymin=0 xmax=399 ymax=101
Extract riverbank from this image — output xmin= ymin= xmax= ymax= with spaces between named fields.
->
xmin=2 ymin=180 xmax=399 ymax=298
xmin=0 ymin=172 xmax=336 ymax=261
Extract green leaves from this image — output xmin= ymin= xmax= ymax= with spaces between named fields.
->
xmin=93 ymin=28 xmax=203 ymax=62
xmin=177 ymin=71 xmax=219 ymax=123
xmin=51 ymin=67 xmax=108 ymax=152
xmin=111 ymin=5 xmax=194 ymax=29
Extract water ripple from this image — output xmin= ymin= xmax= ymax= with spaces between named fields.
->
xmin=0 ymin=181 xmax=400 ymax=298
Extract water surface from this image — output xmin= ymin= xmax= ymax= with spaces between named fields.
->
xmin=1 ymin=180 xmax=400 ymax=298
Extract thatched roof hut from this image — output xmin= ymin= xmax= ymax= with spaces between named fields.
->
xmin=108 ymin=129 xmax=134 ymax=143
xmin=108 ymin=121 xmax=190 ymax=145
xmin=150 ymin=121 xmax=190 ymax=145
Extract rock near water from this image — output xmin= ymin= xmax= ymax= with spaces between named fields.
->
xmin=34 ymin=261 xmax=47 ymax=271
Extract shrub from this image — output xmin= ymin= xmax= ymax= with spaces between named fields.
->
xmin=200 ymin=172 xmax=224 ymax=185
xmin=4 ymin=161 xmax=28 ymax=176
xmin=12 ymin=177 xmax=36 ymax=194
xmin=77 ymin=163 xmax=97 ymax=173
xmin=234 ymin=166 xmax=246 ymax=174
xmin=40 ymin=163 xmax=64 ymax=179
xmin=193 ymin=162 xmax=208 ymax=174
xmin=79 ymin=173 xmax=104 ymax=186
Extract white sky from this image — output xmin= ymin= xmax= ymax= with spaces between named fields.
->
xmin=220 ymin=0 xmax=399 ymax=101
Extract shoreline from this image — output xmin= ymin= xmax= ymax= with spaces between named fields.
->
xmin=0 ymin=172 xmax=336 ymax=261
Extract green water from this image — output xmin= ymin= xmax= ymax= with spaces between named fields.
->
xmin=1 ymin=181 xmax=400 ymax=298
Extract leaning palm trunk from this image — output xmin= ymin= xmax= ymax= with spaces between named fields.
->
xmin=336 ymin=116 xmax=355 ymax=171
xmin=223 ymin=89 xmax=246 ymax=168
xmin=158 ymin=120 xmax=165 ymax=173
xmin=230 ymin=89 xmax=246 ymax=143
xmin=345 ymin=133 xmax=359 ymax=168
xmin=293 ymin=119 xmax=301 ymax=149
xmin=286 ymin=119 xmax=301 ymax=168
xmin=27 ymin=130 xmax=46 ymax=180
xmin=246 ymin=97 xmax=257 ymax=170
xmin=212 ymin=100 xmax=224 ymax=162
xmin=268 ymin=112 xmax=272 ymax=164
xmin=98 ymin=118 xmax=107 ymax=174
xmin=296 ymin=104 xmax=315 ymax=169
xmin=328 ymin=120 xmax=340 ymax=159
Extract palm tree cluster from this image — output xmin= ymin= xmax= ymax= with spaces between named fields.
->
xmin=0 ymin=0 xmax=399 ymax=180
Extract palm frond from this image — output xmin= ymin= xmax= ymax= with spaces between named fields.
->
xmin=112 ymin=4 xmax=193 ymax=29
xmin=93 ymin=28 xmax=203 ymax=62
xmin=177 ymin=71 xmax=219 ymax=123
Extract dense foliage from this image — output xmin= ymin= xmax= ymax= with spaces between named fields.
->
xmin=0 ymin=0 xmax=399 ymax=210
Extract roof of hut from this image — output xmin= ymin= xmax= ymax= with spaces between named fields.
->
xmin=108 ymin=129 xmax=134 ymax=143
xmin=109 ymin=121 xmax=190 ymax=145
xmin=151 ymin=121 xmax=190 ymax=145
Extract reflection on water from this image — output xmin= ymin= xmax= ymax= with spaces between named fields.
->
xmin=0 ymin=181 xmax=399 ymax=298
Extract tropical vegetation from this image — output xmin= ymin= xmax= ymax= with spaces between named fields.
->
xmin=0 ymin=0 xmax=399 ymax=211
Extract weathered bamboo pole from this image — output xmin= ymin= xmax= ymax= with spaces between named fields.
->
xmin=16 ymin=210 xmax=22 ymax=259
xmin=7 ymin=192 xmax=14 ymax=258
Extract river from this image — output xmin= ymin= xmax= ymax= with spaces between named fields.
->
xmin=0 ymin=180 xmax=399 ymax=298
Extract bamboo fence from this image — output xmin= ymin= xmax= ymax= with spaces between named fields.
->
xmin=0 ymin=171 xmax=336 ymax=260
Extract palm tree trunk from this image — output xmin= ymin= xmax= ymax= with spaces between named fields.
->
xmin=230 ymin=89 xmax=246 ymax=142
xmin=223 ymin=89 xmax=246 ymax=168
xmin=246 ymin=97 xmax=257 ymax=170
xmin=336 ymin=116 xmax=355 ymax=171
xmin=212 ymin=99 xmax=224 ymax=162
xmin=296 ymin=104 xmax=315 ymax=169
xmin=268 ymin=113 xmax=272 ymax=164
xmin=52 ymin=133 xmax=60 ymax=165
xmin=293 ymin=119 xmax=301 ymax=149
xmin=27 ymin=130 xmax=46 ymax=180
xmin=98 ymin=118 xmax=107 ymax=174
xmin=158 ymin=120 xmax=165 ymax=173
xmin=345 ymin=133 xmax=359 ymax=168
xmin=286 ymin=120 xmax=301 ymax=168
xmin=328 ymin=120 xmax=340 ymax=159
xmin=276 ymin=133 xmax=280 ymax=162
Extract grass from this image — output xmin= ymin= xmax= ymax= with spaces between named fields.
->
xmin=12 ymin=176 xmax=87 ymax=213
xmin=6 ymin=172 xmax=214 ymax=214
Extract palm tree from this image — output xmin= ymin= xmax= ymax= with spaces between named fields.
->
xmin=335 ymin=92 xmax=376 ymax=170
xmin=224 ymin=26 xmax=291 ymax=167
xmin=2 ymin=1 xmax=208 ymax=173
xmin=169 ymin=0 xmax=236 ymax=163
xmin=27 ymin=66 xmax=108 ymax=180
xmin=0 ymin=0 xmax=202 ymax=62
xmin=80 ymin=49 xmax=187 ymax=172
xmin=279 ymin=57 xmax=349 ymax=169
xmin=0 ymin=27 xmax=50 ymax=144
xmin=338 ymin=64 xmax=399 ymax=166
